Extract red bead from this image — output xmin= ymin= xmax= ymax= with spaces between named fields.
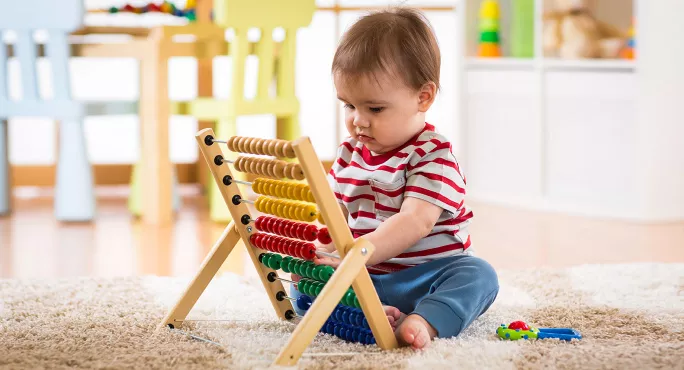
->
xmin=250 ymin=234 xmax=259 ymax=247
xmin=304 ymin=225 xmax=318 ymax=241
xmin=276 ymin=219 xmax=286 ymax=235
xmin=303 ymin=243 xmax=316 ymax=260
xmin=267 ymin=217 xmax=278 ymax=233
xmin=293 ymin=224 xmax=303 ymax=240
xmin=508 ymin=321 xmax=529 ymax=331
xmin=318 ymin=228 xmax=332 ymax=244
xmin=122 ymin=4 xmax=135 ymax=12
xmin=286 ymin=240 xmax=296 ymax=257
xmin=285 ymin=221 xmax=295 ymax=238
xmin=146 ymin=3 xmax=160 ymax=12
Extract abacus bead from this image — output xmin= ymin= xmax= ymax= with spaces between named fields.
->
xmin=281 ymin=256 xmax=293 ymax=273
xmin=261 ymin=253 xmax=271 ymax=268
xmin=324 ymin=321 xmax=335 ymax=334
xmin=304 ymin=262 xmax=315 ymax=279
xmin=311 ymin=265 xmax=323 ymax=281
xmin=296 ymin=295 xmax=312 ymax=311
xmin=267 ymin=140 xmax=278 ymax=157
xmin=281 ymin=221 xmax=291 ymax=238
xmin=304 ymin=225 xmax=318 ymax=241
xmin=271 ymin=254 xmax=282 ymax=270
xmin=293 ymin=167 xmax=305 ymax=181
xmin=304 ymin=206 xmax=318 ymax=222
xmin=274 ymin=162 xmax=286 ymax=178
xmin=320 ymin=266 xmax=334 ymax=282
xmin=317 ymin=212 xmax=326 ymax=225
xmin=341 ymin=309 xmax=351 ymax=325
xmin=284 ymin=142 xmax=295 ymax=158
xmin=304 ymin=244 xmax=316 ymax=260
xmin=351 ymin=328 xmax=361 ymax=343
xmin=344 ymin=291 xmax=355 ymax=307
xmin=353 ymin=295 xmax=360 ymax=308
xmin=287 ymin=259 xmax=296 ymax=274
xmin=317 ymin=228 xmax=332 ymax=244
xmin=227 ymin=136 xmax=237 ymax=151
xmin=307 ymin=190 xmax=315 ymax=203
xmin=334 ymin=324 xmax=343 ymax=339
xmin=249 ymin=138 xmax=259 ymax=154
xmin=314 ymin=282 xmax=323 ymax=296
xmin=362 ymin=317 xmax=369 ymax=329
xmin=273 ymin=141 xmax=285 ymax=158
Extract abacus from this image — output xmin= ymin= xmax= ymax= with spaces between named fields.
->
xmin=158 ymin=128 xmax=398 ymax=365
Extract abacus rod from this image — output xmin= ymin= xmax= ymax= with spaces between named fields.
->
xmin=211 ymin=139 xmax=228 ymax=144
xmin=238 ymin=199 xmax=255 ymax=205
xmin=232 ymin=179 xmax=252 ymax=186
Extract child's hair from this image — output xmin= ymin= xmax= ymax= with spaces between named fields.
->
xmin=332 ymin=7 xmax=441 ymax=92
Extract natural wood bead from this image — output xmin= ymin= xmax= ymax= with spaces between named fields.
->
xmin=227 ymin=136 xmax=238 ymax=152
xmin=236 ymin=137 xmax=248 ymax=153
xmin=274 ymin=162 xmax=285 ymax=178
xmin=233 ymin=156 xmax=242 ymax=172
xmin=283 ymin=143 xmax=295 ymax=158
xmin=267 ymin=140 xmax=278 ymax=157
xmin=249 ymin=138 xmax=260 ymax=155
xmin=272 ymin=141 xmax=284 ymax=158
xmin=293 ymin=165 xmax=305 ymax=180
xmin=256 ymin=139 xmax=267 ymax=155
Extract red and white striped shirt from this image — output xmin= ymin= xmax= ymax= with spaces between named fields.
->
xmin=328 ymin=123 xmax=473 ymax=274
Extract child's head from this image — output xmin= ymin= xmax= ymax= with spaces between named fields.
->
xmin=332 ymin=8 xmax=440 ymax=154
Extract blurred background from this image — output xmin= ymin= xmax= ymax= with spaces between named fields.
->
xmin=1 ymin=0 xmax=682 ymax=280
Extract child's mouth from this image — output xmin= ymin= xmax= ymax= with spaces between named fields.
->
xmin=357 ymin=134 xmax=374 ymax=143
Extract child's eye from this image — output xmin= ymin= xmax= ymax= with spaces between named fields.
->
xmin=369 ymin=107 xmax=385 ymax=113
xmin=344 ymin=103 xmax=355 ymax=110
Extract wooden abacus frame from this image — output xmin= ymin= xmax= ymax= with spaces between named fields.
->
xmin=158 ymin=128 xmax=398 ymax=366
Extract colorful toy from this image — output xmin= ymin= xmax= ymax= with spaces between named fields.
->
xmin=158 ymin=129 xmax=399 ymax=365
xmin=621 ymin=17 xmax=635 ymax=60
xmin=497 ymin=321 xmax=582 ymax=341
xmin=107 ymin=1 xmax=198 ymax=21
xmin=477 ymin=0 xmax=502 ymax=57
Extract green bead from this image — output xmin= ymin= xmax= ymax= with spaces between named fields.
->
xmin=353 ymin=295 xmax=360 ymax=308
xmin=343 ymin=290 xmax=355 ymax=306
xmin=294 ymin=260 xmax=303 ymax=275
xmin=479 ymin=18 xmax=499 ymax=32
xmin=109 ymin=7 xmax=119 ymax=13
xmin=271 ymin=254 xmax=282 ymax=270
xmin=480 ymin=31 xmax=499 ymax=43
xmin=320 ymin=266 xmax=334 ymax=282
xmin=261 ymin=253 xmax=271 ymax=267
xmin=304 ymin=263 xmax=315 ymax=279
xmin=298 ymin=279 xmax=309 ymax=295
xmin=281 ymin=256 xmax=292 ymax=273
xmin=314 ymin=283 xmax=323 ymax=296
xmin=311 ymin=265 xmax=323 ymax=281
xmin=287 ymin=259 xmax=296 ymax=274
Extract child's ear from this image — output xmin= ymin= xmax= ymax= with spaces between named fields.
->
xmin=417 ymin=82 xmax=437 ymax=112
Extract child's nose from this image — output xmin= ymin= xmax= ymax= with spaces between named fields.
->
xmin=352 ymin=114 xmax=370 ymax=128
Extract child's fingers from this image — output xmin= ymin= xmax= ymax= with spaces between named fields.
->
xmin=291 ymin=274 xmax=302 ymax=282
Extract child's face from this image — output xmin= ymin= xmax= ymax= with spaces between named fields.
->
xmin=335 ymin=71 xmax=431 ymax=154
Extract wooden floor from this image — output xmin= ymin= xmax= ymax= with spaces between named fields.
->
xmin=2 ymin=186 xmax=683 ymax=279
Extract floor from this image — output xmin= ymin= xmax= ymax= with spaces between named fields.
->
xmin=2 ymin=186 xmax=683 ymax=280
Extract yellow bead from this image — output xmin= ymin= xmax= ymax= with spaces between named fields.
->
xmin=480 ymin=0 xmax=500 ymax=19
xmin=317 ymin=212 xmax=325 ymax=225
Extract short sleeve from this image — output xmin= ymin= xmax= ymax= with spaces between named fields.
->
xmin=404 ymin=138 xmax=466 ymax=215
xmin=327 ymin=143 xmax=347 ymax=205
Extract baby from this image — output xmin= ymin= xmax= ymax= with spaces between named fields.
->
xmin=292 ymin=8 xmax=499 ymax=350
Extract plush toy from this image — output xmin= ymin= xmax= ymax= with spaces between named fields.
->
xmin=542 ymin=0 xmax=627 ymax=59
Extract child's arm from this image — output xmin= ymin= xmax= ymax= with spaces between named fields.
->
xmin=359 ymin=197 xmax=442 ymax=266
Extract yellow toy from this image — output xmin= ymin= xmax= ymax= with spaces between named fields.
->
xmin=158 ymin=128 xmax=399 ymax=365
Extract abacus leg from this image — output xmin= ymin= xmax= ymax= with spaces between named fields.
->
xmin=274 ymin=239 xmax=375 ymax=366
xmin=209 ymin=117 xmax=237 ymax=223
xmin=0 ymin=120 xmax=9 ymax=216
xmin=158 ymin=221 xmax=241 ymax=330
xmin=54 ymin=119 xmax=95 ymax=221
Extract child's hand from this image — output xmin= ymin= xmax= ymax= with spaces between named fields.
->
xmin=313 ymin=245 xmax=341 ymax=268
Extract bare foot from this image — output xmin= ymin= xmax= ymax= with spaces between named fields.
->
xmin=396 ymin=314 xmax=438 ymax=350
xmin=383 ymin=306 xmax=403 ymax=330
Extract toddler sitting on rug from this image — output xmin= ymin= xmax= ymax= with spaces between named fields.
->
xmin=291 ymin=7 xmax=499 ymax=350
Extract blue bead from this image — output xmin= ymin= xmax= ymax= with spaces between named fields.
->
xmin=523 ymin=335 xmax=528 ymax=340
xmin=297 ymin=295 xmax=312 ymax=311
xmin=335 ymin=306 xmax=345 ymax=322
xmin=362 ymin=317 xmax=369 ymax=329
xmin=342 ymin=310 xmax=351 ymax=325
xmin=334 ymin=324 xmax=343 ymax=338
xmin=351 ymin=328 xmax=361 ymax=343
xmin=505 ymin=333 xmax=510 ymax=338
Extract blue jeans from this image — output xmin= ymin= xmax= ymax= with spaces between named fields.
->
xmin=290 ymin=254 xmax=499 ymax=338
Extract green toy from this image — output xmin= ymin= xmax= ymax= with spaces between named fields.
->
xmin=497 ymin=321 xmax=582 ymax=341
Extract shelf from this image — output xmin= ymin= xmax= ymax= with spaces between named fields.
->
xmin=465 ymin=57 xmax=535 ymax=70
xmin=542 ymin=58 xmax=635 ymax=72
xmin=465 ymin=57 xmax=635 ymax=73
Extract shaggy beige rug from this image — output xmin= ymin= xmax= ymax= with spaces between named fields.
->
xmin=1 ymin=263 xmax=682 ymax=369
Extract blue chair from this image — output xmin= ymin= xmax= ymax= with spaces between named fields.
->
xmin=0 ymin=0 xmax=138 ymax=220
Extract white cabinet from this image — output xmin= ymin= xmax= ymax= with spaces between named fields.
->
xmin=456 ymin=0 xmax=684 ymax=221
